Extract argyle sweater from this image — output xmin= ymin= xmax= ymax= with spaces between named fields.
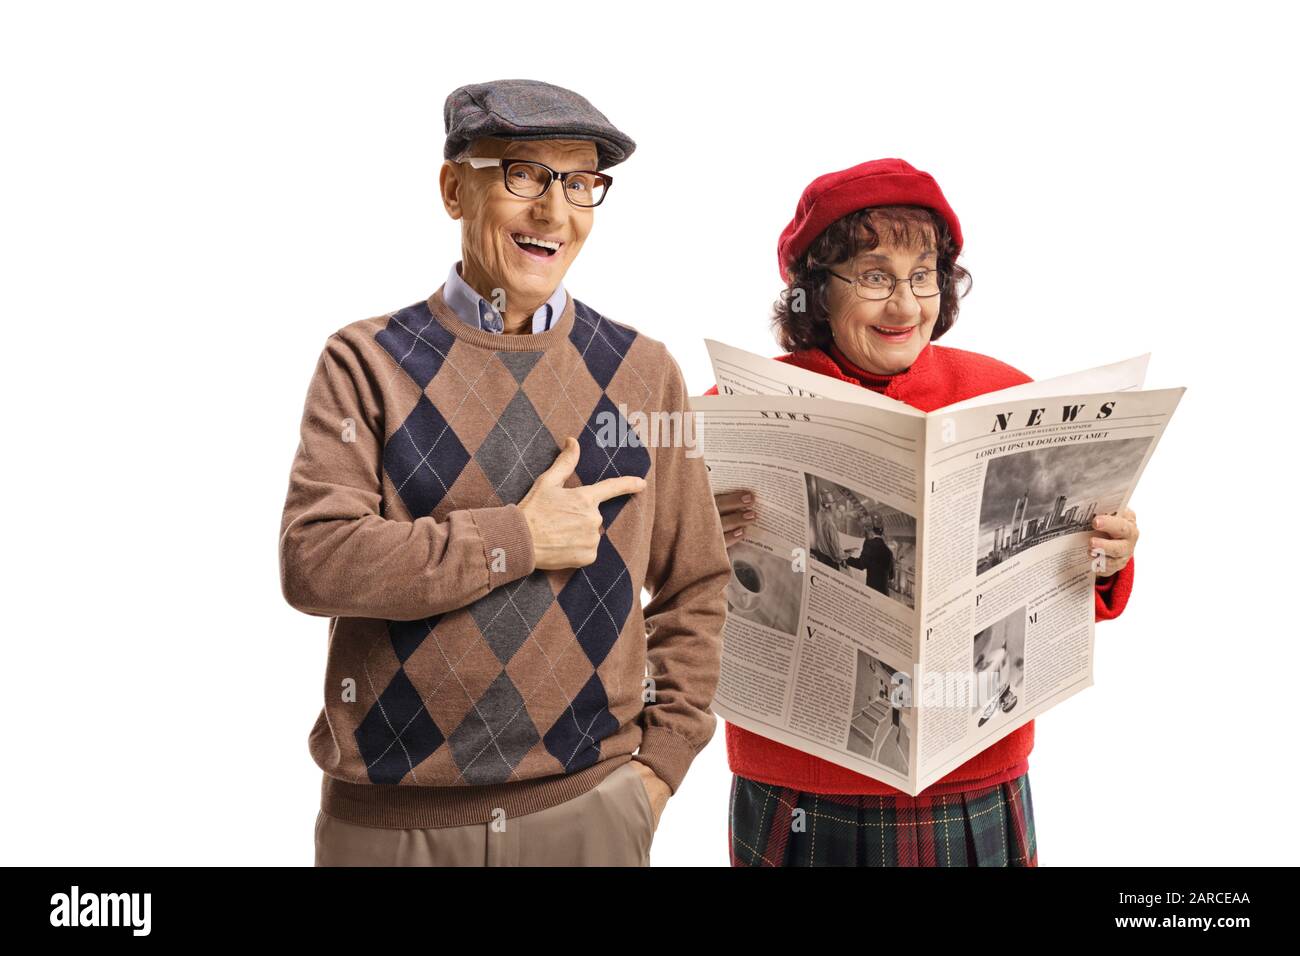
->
xmin=279 ymin=287 xmax=731 ymax=828
xmin=704 ymin=337 xmax=1136 ymax=797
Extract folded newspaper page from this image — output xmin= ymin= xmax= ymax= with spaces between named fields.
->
xmin=690 ymin=341 xmax=1184 ymax=794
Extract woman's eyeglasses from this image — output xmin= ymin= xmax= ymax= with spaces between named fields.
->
xmin=461 ymin=157 xmax=612 ymax=208
xmin=828 ymin=268 xmax=946 ymax=300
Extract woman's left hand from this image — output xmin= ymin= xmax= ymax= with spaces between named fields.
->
xmin=1091 ymin=507 xmax=1139 ymax=577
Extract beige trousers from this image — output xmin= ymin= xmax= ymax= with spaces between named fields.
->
xmin=314 ymin=760 xmax=656 ymax=867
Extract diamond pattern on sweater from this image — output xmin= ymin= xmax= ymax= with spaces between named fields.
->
xmin=447 ymin=670 xmax=541 ymax=784
xmin=387 ymin=616 xmax=441 ymax=664
xmin=577 ymin=393 xmax=652 ymax=528
xmin=376 ymin=301 xmax=455 ymax=389
xmin=497 ymin=349 xmax=544 ymax=385
xmin=558 ymin=533 xmax=634 ymax=668
xmin=383 ymin=393 xmax=470 ymax=519
xmin=354 ymin=667 xmax=446 ymax=785
xmin=475 ymin=389 xmax=559 ymax=505
xmin=570 ymin=300 xmax=637 ymax=389
xmin=469 ymin=572 xmax=556 ymax=664
xmin=360 ymin=297 xmax=650 ymax=785
xmin=544 ymin=671 xmax=620 ymax=773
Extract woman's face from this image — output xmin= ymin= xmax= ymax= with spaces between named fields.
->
xmin=824 ymin=236 xmax=941 ymax=376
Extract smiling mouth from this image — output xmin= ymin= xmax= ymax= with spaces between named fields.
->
xmin=871 ymin=324 xmax=916 ymax=340
xmin=512 ymin=232 xmax=562 ymax=258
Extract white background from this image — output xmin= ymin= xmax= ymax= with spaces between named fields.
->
xmin=4 ymin=0 xmax=1296 ymax=866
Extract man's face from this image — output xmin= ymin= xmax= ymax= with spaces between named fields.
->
xmin=440 ymin=137 xmax=599 ymax=311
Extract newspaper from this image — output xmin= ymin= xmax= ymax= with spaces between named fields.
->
xmin=690 ymin=340 xmax=1184 ymax=794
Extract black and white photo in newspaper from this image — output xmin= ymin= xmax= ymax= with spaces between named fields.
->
xmin=912 ymin=385 xmax=1185 ymax=791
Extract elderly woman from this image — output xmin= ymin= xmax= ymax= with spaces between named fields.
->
xmin=705 ymin=158 xmax=1138 ymax=867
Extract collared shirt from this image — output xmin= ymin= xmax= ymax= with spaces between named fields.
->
xmin=443 ymin=261 xmax=567 ymax=334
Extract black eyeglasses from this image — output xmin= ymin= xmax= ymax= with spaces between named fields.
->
xmin=829 ymin=267 xmax=946 ymax=300
xmin=461 ymin=157 xmax=613 ymax=208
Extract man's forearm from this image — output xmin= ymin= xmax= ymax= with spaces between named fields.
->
xmin=279 ymin=503 xmax=534 ymax=621
xmin=279 ymin=333 xmax=536 ymax=622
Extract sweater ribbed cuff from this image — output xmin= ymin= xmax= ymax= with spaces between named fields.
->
xmin=635 ymin=725 xmax=701 ymax=795
xmin=469 ymin=504 xmax=536 ymax=590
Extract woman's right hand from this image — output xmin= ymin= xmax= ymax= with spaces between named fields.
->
xmin=715 ymin=490 xmax=758 ymax=549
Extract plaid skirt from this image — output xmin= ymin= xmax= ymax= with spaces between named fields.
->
xmin=729 ymin=772 xmax=1037 ymax=867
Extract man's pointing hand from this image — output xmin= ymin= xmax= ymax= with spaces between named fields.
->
xmin=519 ymin=436 xmax=646 ymax=570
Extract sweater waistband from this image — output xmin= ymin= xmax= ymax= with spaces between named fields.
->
xmin=319 ymin=754 xmax=629 ymax=829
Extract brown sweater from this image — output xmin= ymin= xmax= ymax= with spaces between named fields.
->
xmin=278 ymin=287 xmax=731 ymax=828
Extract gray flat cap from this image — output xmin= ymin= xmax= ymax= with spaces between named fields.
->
xmin=443 ymin=78 xmax=636 ymax=170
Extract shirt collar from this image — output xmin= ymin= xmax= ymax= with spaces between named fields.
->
xmin=444 ymin=261 xmax=567 ymax=334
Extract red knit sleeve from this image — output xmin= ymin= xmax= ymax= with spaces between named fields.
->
xmin=1095 ymin=553 xmax=1135 ymax=621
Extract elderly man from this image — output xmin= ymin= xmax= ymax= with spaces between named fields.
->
xmin=279 ymin=79 xmax=731 ymax=866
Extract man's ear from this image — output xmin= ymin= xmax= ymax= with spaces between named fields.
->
xmin=439 ymin=160 xmax=464 ymax=221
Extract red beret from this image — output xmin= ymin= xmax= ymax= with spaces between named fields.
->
xmin=776 ymin=158 xmax=962 ymax=282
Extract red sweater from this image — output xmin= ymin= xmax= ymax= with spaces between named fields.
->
xmin=703 ymin=337 xmax=1136 ymax=797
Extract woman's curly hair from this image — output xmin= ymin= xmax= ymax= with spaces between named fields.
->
xmin=772 ymin=204 xmax=972 ymax=353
